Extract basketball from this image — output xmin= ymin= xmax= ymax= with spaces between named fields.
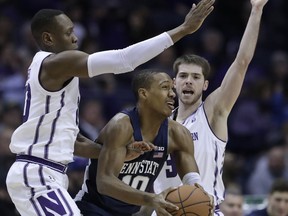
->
xmin=165 ymin=184 xmax=212 ymax=216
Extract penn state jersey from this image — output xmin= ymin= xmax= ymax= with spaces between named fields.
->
xmin=75 ymin=107 xmax=168 ymax=215
xmin=9 ymin=51 xmax=80 ymax=164
xmin=154 ymin=103 xmax=226 ymax=205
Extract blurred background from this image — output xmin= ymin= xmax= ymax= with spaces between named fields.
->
xmin=0 ymin=0 xmax=288 ymax=215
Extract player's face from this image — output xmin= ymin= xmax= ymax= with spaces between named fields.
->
xmin=146 ymin=73 xmax=176 ymax=117
xmin=268 ymin=192 xmax=288 ymax=216
xmin=50 ymin=14 xmax=78 ymax=53
xmin=220 ymin=194 xmax=243 ymax=216
xmin=174 ymin=63 xmax=208 ymax=106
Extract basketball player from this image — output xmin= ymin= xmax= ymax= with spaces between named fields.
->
xmin=5 ymin=1 xmax=215 ymax=215
xmin=74 ymin=70 xmax=213 ymax=215
xmin=153 ymin=0 xmax=268 ymax=215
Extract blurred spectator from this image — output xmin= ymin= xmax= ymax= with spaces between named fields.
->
xmin=222 ymin=151 xmax=245 ymax=192
xmin=220 ymin=187 xmax=244 ymax=216
xmin=246 ymin=145 xmax=288 ymax=195
xmin=79 ymin=99 xmax=107 ymax=140
xmin=246 ymin=179 xmax=288 ymax=216
xmin=0 ymin=126 xmax=17 ymax=216
xmin=0 ymin=102 xmax=22 ymax=130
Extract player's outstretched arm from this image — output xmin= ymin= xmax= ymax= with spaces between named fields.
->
xmin=209 ymin=0 xmax=268 ymax=114
xmin=43 ymin=0 xmax=215 ymax=88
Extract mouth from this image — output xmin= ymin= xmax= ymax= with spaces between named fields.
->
xmin=167 ymin=101 xmax=175 ymax=110
xmin=182 ymin=90 xmax=194 ymax=96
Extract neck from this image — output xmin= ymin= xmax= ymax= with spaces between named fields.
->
xmin=176 ymin=100 xmax=202 ymax=123
xmin=137 ymin=104 xmax=164 ymax=135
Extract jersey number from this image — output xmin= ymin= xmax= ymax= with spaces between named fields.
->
xmin=122 ymin=175 xmax=149 ymax=191
xmin=165 ymin=154 xmax=178 ymax=178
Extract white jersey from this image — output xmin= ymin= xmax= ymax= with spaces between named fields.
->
xmin=154 ymin=103 xmax=226 ymax=205
xmin=9 ymin=51 xmax=80 ymax=164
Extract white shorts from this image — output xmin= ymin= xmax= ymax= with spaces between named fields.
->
xmin=6 ymin=161 xmax=81 ymax=216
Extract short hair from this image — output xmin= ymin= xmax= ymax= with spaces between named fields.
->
xmin=270 ymin=179 xmax=288 ymax=194
xmin=131 ymin=69 xmax=163 ymax=101
xmin=173 ymin=54 xmax=211 ymax=80
xmin=31 ymin=9 xmax=64 ymax=47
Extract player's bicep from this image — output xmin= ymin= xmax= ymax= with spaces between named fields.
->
xmin=97 ymin=115 xmax=133 ymax=177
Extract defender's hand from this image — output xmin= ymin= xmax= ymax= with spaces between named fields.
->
xmin=194 ymin=183 xmax=215 ymax=216
xmin=183 ymin=0 xmax=215 ymax=34
xmin=125 ymin=141 xmax=156 ymax=161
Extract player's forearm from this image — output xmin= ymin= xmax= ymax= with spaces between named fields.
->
xmin=74 ymin=133 xmax=102 ymax=158
xmin=87 ymin=33 xmax=173 ymax=77
xmin=235 ymin=6 xmax=264 ymax=67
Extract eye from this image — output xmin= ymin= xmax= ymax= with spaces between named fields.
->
xmin=193 ymin=75 xmax=201 ymax=79
xmin=178 ymin=73 xmax=187 ymax=78
xmin=162 ymin=85 xmax=169 ymax=89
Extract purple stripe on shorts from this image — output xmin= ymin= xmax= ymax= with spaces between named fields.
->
xmin=58 ymin=189 xmax=73 ymax=216
xmin=38 ymin=165 xmax=45 ymax=185
xmin=30 ymin=196 xmax=42 ymax=216
xmin=23 ymin=163 xmax=29 ymax=187
xmin=44 ymin=91 xmax=65 ymax=159
xmin=23 ymin=163 xmax=42 ymax=215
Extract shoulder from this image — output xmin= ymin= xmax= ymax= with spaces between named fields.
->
xmin=168 ymin=119 xmax=192 ymax=151
xmin=105 ymin=112 xmax=132 ymax=133
xmin=97 ymin=112 xmax=134 ymax=144
xmin=168 ymin=119 xmax=190 ymax=135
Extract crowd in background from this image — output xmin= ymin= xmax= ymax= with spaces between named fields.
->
xmin=0 ymin=0 xmax=288 ymax=215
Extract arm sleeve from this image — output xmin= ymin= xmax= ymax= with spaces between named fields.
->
xmin=87 ymin=32 xmax=173 ymax=77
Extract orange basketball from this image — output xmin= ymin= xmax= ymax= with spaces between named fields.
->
xmin=165 ymin=184 xmax=212 ymax=216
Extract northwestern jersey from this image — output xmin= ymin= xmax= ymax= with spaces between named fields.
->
xmin=154 ymin=103 xmax=226 ymax=205
xmin=75 ymin=107 xmax=168 ymax=215
xmin=9 ymin=51 xmax=80 ymax=164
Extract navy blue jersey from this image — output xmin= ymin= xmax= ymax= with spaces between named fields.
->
xmin=76 ymin=107 xmax=168 ymax=215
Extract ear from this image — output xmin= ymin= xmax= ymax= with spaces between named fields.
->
xmin=138 ymin=88 xmax=148 ymax=100
xmin=173 ymin=78 xmax=176 ymax=89
xmin=42 ymin=32 xmax=53 ymax=46
xmin=203 ymin=80 xmax=209 ymax=91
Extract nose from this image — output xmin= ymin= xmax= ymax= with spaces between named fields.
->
xmin=169 ymin=89 xmax=176 ymax=98
xmin=185 ymin=75 xmax=193 ymax=84
xmin=72 ymin=34 xmax=78 ymax=44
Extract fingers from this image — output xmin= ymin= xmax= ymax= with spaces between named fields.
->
xmin=128 ymin=141 xmax=157 ymax=153
xmin=192 ymin=3 xmax=196 ymax=10
xmin=194 ymin=183 xmax=205 ymax=191
xmin=195 ymin=0 xmax=215 ymax=15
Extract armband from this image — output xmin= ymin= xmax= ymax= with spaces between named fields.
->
xmin=182 ymin=172 xmax=201 ymax=185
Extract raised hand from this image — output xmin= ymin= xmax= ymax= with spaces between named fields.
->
xmin=183 ymin=0 xmax=215 ymax=34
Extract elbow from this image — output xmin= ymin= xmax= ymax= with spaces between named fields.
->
xmin=234 ymin=58 xmax=250 ymax=73
xmin=96 ymin=176 xmax=109 ymax=195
